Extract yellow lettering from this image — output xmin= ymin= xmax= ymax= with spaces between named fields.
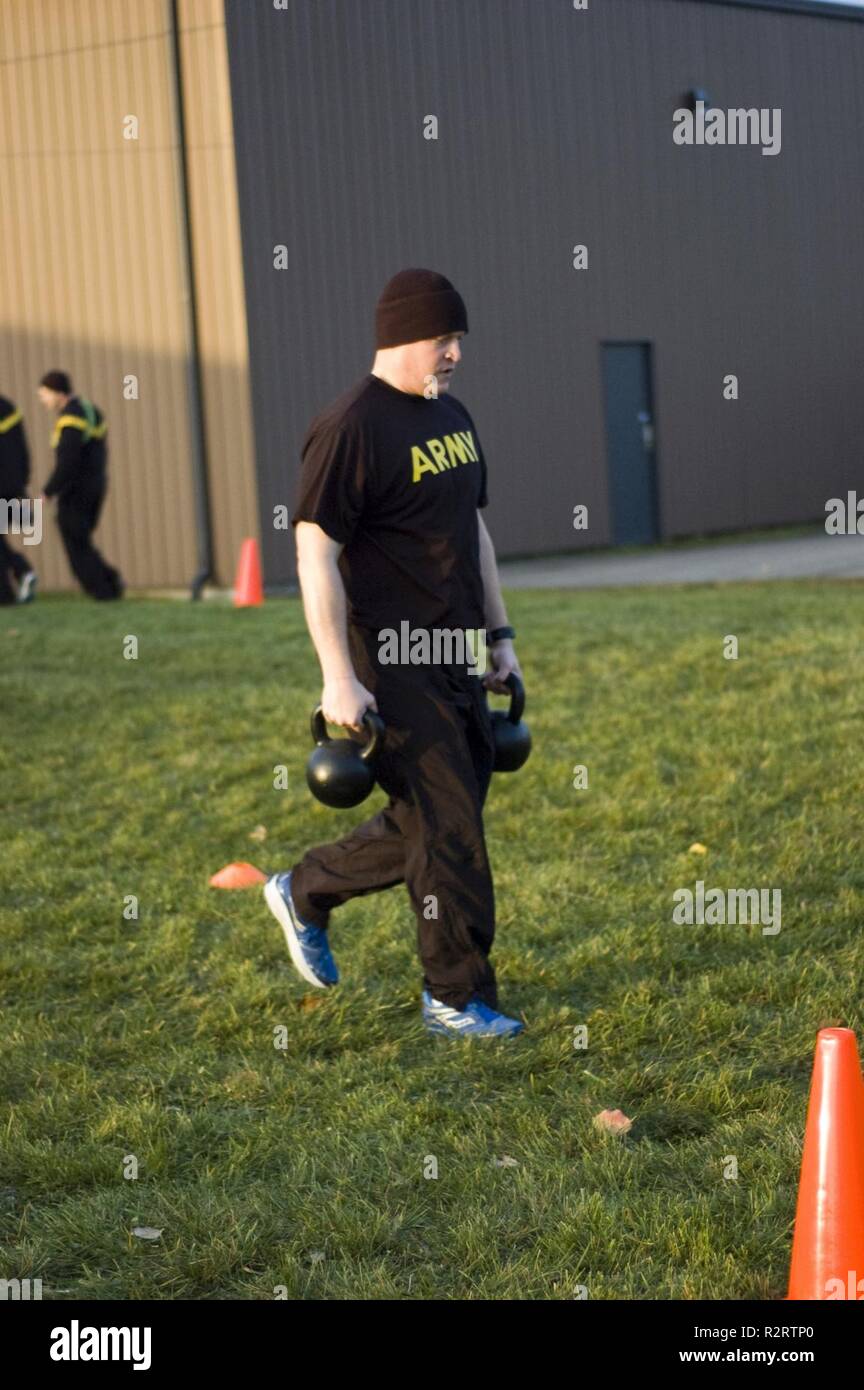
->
xmin=411 ymin=446 xmax=439 ymax=482
xmin=458 ymin=430 xmax=478 ymax=462
xmin=426 ymin=438 xmax=449 ymax=470
xmin=444 ymin=433 xmax=470 ymax=467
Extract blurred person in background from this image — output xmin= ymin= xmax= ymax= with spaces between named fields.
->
xmin=0 ymin=392 xmax=38 ymax=605
xmin=38 ymin=370 xmax=124 ymax=600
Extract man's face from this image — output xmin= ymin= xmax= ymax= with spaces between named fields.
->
xmin=405 ymin=332 xmax=464 ymax=395
xmin=38 ymin=386 xmax=63 ymax=413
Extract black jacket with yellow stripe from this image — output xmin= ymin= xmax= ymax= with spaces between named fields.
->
xmin=43 ymin=396 xmax=108 ymax=499
xmin=0 ymin=394 xmax=30 ymax=494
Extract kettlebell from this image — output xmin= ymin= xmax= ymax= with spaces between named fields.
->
xmin=489 ymin=673 xmax=532 ymax=773
xmin=306 ymin=706 xmax=385 ymax=808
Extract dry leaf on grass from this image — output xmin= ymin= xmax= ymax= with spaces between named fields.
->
xmin=299 ymin=994 xmax=325 ymax=1013
xmin=593 ymin=1109 xmax=633 ymax=1136
xmin=492 ymin=1155 xmax=519 ymax=1168
xmin=132 ymin=1226 xmax=163 ymax=1240
xmin=249 ymin=825 xmax=268 ymax=843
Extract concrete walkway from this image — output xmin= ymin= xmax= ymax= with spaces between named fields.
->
xmin=498 ymin=532 xmax=864 ymax=589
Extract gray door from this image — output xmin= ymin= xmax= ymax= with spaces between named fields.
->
xmin=601 ymin=343 xmax=659 ymax=545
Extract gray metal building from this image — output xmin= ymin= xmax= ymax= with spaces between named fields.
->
xmin=3 ymin=0 xmax=861 ymax=591
xmin=226 ymin=0 xmax=864 ymax=587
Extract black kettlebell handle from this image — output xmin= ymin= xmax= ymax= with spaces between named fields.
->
xmin=501 ymin=672 xmax=525 ymax=724
xmin=310 ymin=706 xmax=385 ymax=763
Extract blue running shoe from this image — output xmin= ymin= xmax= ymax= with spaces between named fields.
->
xmin=422 ymin=990 xmax=523 ymax=1038
xmin=264 ymin=872 xmax=338 ymax=988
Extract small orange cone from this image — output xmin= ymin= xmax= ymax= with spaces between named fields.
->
xmin=787 ymin=1027 xmax=864 ymax=1299
xmin=209 ymin=861 xmax=267 ymax=889
xmin=233 ymin=537 xmax=264 ymax=607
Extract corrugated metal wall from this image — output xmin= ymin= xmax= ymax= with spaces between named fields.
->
xmin=0 ymin=0 xmax=258 ymax=590
xmin=225 ymin=0 xmax=864 ymax=582
xmin=176 ymin=0 xmax=259 ymax=584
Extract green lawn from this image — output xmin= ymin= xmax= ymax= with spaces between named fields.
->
xmin=2 ymin=581 xmax=862 ymax=1300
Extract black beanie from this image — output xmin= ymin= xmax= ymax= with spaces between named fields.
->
xmin=40 ymin=369 xmax=72 ymax=394
xmin=375 ymin=268 xmax=468 ymax=349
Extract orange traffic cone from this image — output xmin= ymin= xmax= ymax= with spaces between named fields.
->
xmin=787 ymin=1027 xmax=864 ymax=1299
xmin=209 ymin=861 xmax=267 ymax=889
xmin=233 ymin=537 xmax=264 ymax=607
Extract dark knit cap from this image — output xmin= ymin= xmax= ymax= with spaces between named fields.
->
xmin=40 ymin=369 xmax=72 ymax=394
xmin=375 ymin=268 xmax=468 ymax=349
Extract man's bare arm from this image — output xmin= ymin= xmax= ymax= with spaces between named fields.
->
xmin=478 ymin=513 xmax=509 ymax=631
xmin=478 ymin=512 xmax=522 ymax=691
xmin=295 ymin=521 xmax=376 ymax=728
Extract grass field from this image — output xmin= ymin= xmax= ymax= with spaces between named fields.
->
xmin=2 ymin=581 xmax=863 ymax=1300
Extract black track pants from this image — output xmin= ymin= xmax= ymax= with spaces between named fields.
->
xmin=0 ymin=465 xmax=32 ymax=603
xmin=56 ymin=478 xmax=124 ymax=600
xmin=290 ymin=625 xmax=498 ymax=1011
xmin=0 ymin=532 xmax=32 ymax=603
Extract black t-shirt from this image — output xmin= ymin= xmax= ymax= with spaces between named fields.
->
xmin=292 ymin=373 xmax=488 ymax=631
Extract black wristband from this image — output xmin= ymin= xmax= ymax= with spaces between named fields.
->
xmin=487 ymin=625 xmax=515 ymax=644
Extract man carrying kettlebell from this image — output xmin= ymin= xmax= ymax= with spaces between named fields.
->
xmin=265 ymin=268 xmax=525 ymax=1038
